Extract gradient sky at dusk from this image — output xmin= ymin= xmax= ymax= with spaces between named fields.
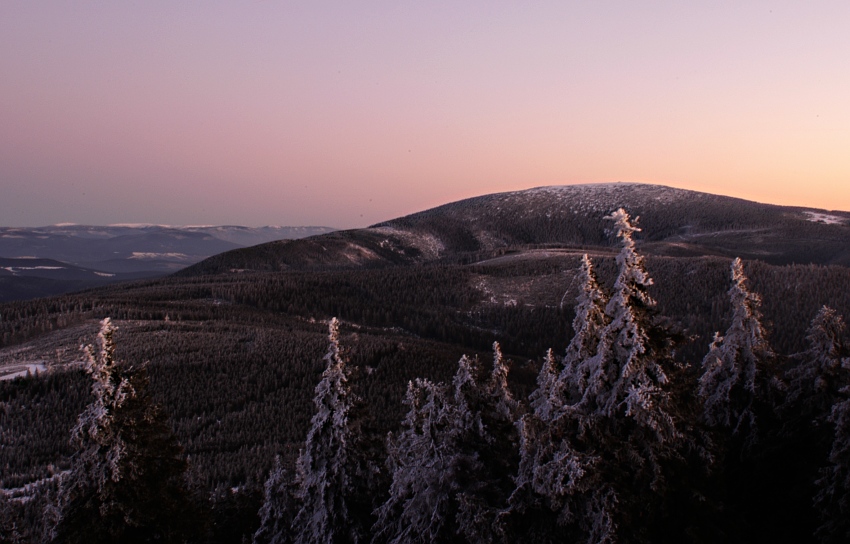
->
xmin=2 ymin=2 xmax=849 ymax=228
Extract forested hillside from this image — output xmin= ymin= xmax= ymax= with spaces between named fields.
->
xmin=3 ymin=188 xmax=850 ymax=542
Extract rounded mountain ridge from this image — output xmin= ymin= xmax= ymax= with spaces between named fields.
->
xmin=181 ymin=183 xmax=850 ymax=276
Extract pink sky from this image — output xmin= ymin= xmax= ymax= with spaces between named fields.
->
xmin=2 ymin=2 xmax=849 ymax=228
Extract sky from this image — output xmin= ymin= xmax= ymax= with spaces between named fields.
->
xmin=2 ymin=1 xmax=849 ymax=229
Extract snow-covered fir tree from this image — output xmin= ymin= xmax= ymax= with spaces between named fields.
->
xmin=253 ymin=456 xmax=298 ymax=544
xmin=785 ymin=306 xmax=848 ymax=421
xmin=292 ymin=318 xmax=362 ymax=544
xmin=371 ymin=377 xmax=458 ymax=544
xmin=374 ymin=347 xmax=518 ymax=544
xmin=577 ymin=209 xmax=676 ymax=439
xmin=510 ymin=392 xmax=613 ymax=544
xmin=816 ymin=382 xmax=850 ymax=543
xmin=487 ymin=342 xmax=519 ymax=421
xmin=50 ymin=318 xmax=198 ymax=543
xmin=528 ymin=349 xmax=562 ymax=423
xmin=559 ymin=254 xmax=609 ymax=407
xmin=457 ymin=343 xmax=519 ymax=542
xmin=509 ymin=215 xmax=687 ymax=543
xmin=698 ymin=258 xmax=773 ymax=439
xmin=510 ymin=254 xmax=611 ymax=543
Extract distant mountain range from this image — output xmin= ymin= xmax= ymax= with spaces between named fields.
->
xmin=0 ymin=225 xmax=335 ymax=301
xmin=182 ymin=183 xmax=850 ymax=276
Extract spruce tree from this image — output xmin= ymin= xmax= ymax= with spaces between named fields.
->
xmin=253 ymin=456 xmax=297 ymax=544
xmin=528 ymin=349 xmax=561 ymax=423
xmin=510 ymin=212 xmax=685 ymax=543
xmin=510 ymin=254 xmax=610 ymax=542
xmin=579 ymin=209 xmax=676 ymax=439
xmin=698 ymin=257 xmax=773 ymax=441
xmin=786 ymin=306 xmax=848 ymax=421
xmin=51 ymin=318 xmax=199 ymax=544
xmin=816 ymin=384 xmax=850 ymax=543
xmin=560 ymin=253 xmax=608 ymax=406
xmin=374 ymin=346 xmax=518 ymax=544
xmin=371 ymin=378 xmax=457 ymax=544
xmin=802 ymin=309 xmax=850 ymax=543
xmin=292 ymin=318 xmax=362 ymax=544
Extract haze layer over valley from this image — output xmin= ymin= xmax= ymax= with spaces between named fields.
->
xmin=0 ymin=225 xmax=335 ymax=302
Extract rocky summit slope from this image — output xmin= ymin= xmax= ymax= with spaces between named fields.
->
xmin=181 ymin=183 xmax=850 ymax=276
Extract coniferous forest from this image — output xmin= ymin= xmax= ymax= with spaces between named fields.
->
xmin=3 ymin=206 xmax=850 ymax=543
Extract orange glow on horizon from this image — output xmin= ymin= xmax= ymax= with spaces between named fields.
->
xmin=1 ymin=2 xmax=848 ymax=228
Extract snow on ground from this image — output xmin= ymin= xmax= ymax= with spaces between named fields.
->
xmin=371 ymin=226 xmax=446 ymax=259
xmin=0 ymin=321 xmax=100 ymax=377
xmin=804 ymin=211 xmax=847 ymax=225
xmin=3 ymin=266 xmax=66 ymax=275
xmin=129 ymin=252 xmax=190 ymax=259
xmin=5 ymin=266 xmax=65 ymax=270
xmin=0 ymin=363 xmax=47 ymax=381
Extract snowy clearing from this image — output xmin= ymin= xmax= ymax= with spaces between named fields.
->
xmin=0 ymin=363 xmax=47 ymax=381
xmin=804 ymin=211 xmax=847 ymax=225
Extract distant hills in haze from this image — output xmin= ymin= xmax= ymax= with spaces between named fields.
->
xmin=0 ymin=224 xmax=335 ymax=301
xmin=182 ymin=183 xmax=850 ymax=276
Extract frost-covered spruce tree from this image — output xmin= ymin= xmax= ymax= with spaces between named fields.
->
xmin=456 ymin=343 xmax=520 ymax=542
xmin=511 ymin=375 xmax=612 ymax=544
xmin=560 ymin=253 xmax=609 ymax=407
xmin=371 ymin=378 xmax=457 ymax=544
xmin=514 ymin=209 xmax=683 ymax=543
xmin=528 ymin=349 xmax=562 ymax=423
xmin=292 ymin=318 xmax=362 ymax=544
xmin=785 ymin=306 xmax=848 ymax=422
xmin=578 ymin=209 xmax=676 ymax=438
xmin=698 ymin=258 xmax=773 ymax=439
xmin=487 ymin=341 xmax=519 ymax=421
xmin=816 ymin=384 xmax=850 ymax=543
xmin=374 ymin=347 xmax=518 ymax=544
xmin=253 ymin=456 xmax=298 ymax=544
xmin=51 ymin=318 xmax=197 ymax=544
xmin=512 ymin=255 xmax=609 ymax=539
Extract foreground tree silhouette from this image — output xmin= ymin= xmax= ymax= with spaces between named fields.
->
xmin=698 ymin=258 xmax=774 ymax=443
xmin=799 ymin=308 xmax=850 ymax=543
xmin=509 ymin=255 xmax=610 ymax=543
xmin=50 ymin=318 xmax=199 ymax=544
xmin=786 ymin=306 xmax=848 ymax=423
xmin=817 ymin=384 xmax=850 ymax=543
xmin=291 ymin=318 xmax=364 ymax=544
xmin=509 ymin=210 xmax=689 ymax=544
xmin=373 ymin=345 xmax=518 ymax=543
xmin=253 ymin=456 xmax=297 ymax=544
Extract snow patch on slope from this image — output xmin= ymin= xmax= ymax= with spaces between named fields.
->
xmin=804 ymin=211 xmax=847 ymax=225
xmin=372 ymin=226 xmax=446 ymax=259
xmin=129 ymin=252 xmax=191 ymax=260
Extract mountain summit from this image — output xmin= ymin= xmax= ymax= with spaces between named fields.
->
xmin=182 ymin=183 xmax=850 ymax=276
